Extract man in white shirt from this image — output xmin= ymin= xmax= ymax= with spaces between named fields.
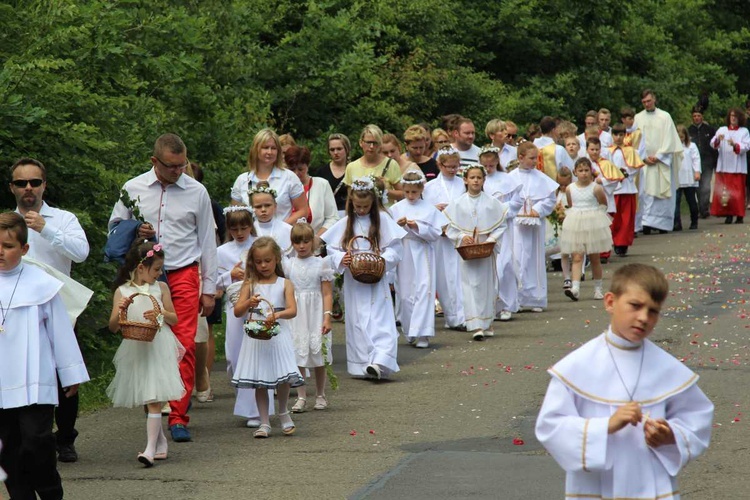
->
xmin=451 ymin=117 xmax=482 ymax=169
xmin=109 ymin=133 xmax=218 ymax=443
xmin=10 ymin=157 xmax=90 ymax=464
xmin=534 ymin=116 xmax=574 ymax=179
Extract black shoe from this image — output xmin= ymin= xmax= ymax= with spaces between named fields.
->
xmin=642 ymin=226 xmax=652 ymax=235
xmin=57 ymin=443 xmax=78 ymax=463
xmin=658 ymin=229 xmax=668 ymax=234
xmin=736 ymin=217 xmax=744 ymax=224
xmin=673 ymin=223 xmax=682 ymax=232
xmin=689 ymin=223 xmax=698 ymax=230
xmin=725 ymin=216 xmax=733 ymax=224
xmin=614 ymin=246 xmax=628 ymax=256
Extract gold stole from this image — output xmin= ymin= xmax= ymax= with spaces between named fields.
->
xmin=536 ymin=143 xmax=558 ymax=179
xmin=595 ymin=158 xmax=624 ymax=181
xmin=624 ymin=128 xmax=642 ymax=150
xmin=608 ymin=146 xmax=644 ymax=169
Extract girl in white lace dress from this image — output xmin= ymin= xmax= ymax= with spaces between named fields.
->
xmin=285 ymin=223 xmax=334 ymax=413
xmin=107 ymin=240 xmax=185 ymax=467
xmin=561 ymin=158 xmax=612 ymax=301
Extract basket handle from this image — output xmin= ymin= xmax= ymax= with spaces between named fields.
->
xmin=347 ymin=235 xmax=380 ymax=255
xmin=119 ymin=292 xmax=162 ymax=326
xmin=248 ymin=296 xmax=276 ymax=323
xmin=472 ymin=227 xmax=478 ymax=242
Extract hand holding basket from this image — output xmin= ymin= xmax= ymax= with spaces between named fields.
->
xmin=119 ymin=292 xmax=161 ymax=342
xmin=456 ymin=227 xmax=495 ymax=261
xmin=243 ymin=297 xmax=281 ymax=340
xmin=347 ymin=235 xmax=386 ymax=284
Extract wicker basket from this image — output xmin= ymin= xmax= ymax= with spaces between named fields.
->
xmin=348 ymin=235 xmax=386 ymax=284
xmin=244 ymin=297 xmax=280 ymax=340
xmin=119 ymin=292 xmax=161 ymax=342
xmin=516 ymin=198 xmax=541 ymax=226
xmin=456 ymin=227 xmax=495 ymax=261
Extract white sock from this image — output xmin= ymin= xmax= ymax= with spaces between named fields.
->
xmin=156 ymin=418 xmax=168 ymax=455
xmin=571 ymin=281 xmax=580 ymax=292
xmin=145 ymin=413 xmax=161 ymax=457
xmin=594 ymin=279 xmax=603 ymax=290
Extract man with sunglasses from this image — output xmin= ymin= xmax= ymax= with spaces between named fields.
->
xmin=109 ymin=133 xmax=217 ymax=444
xmin=10 ymin=157 xmax=90 ymax=463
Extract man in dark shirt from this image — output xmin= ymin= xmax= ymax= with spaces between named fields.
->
xmin=688 ymin=106 xmax=717 ymax=218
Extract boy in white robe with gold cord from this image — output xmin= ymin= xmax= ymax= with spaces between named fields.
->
xmin=444 ymin=165 xmax=508 ymax=341
xmin=536 ymin=263 xmax=713 ymax=499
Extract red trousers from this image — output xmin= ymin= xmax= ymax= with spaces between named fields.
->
xmin=166 ymin=264 xmax=200 ymax=427
xmin=612 ymin=194 xmax=636 ymax=247
xmin=710 ymin=172 xmax=747 ymax=217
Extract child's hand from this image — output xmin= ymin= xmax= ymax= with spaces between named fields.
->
xmin=397 ymin=216 xmax=408 ymax=227
xmin=406 ymin=220 xmax=418 ymax=230
xmin=264 ymin=313 xmax=276 ymax=324
xmin=435 ymin=203 xmax=448 ymax=211
xmin=322 ymin=316 xmax=332 ymax=334
xmin=248 ymin=294 xmax=261 ymax=308
xmin=118 ymin=296 xmax=133 ymax=311
xmin=230 ymin=262 xmax=244 ymax=282
xmin=342 ymin=252 xmax=352 ymax=267
xmin=142 ymin=309 xmax=157 ymax=322
xmin=644 ymin=417 xmax=676 ymax=447
xmin=608 ymin=402 xmax=642 ymax=434
xmin=461 ymin=235 xmax=474 ymax=245
xmin=528 ymin=209 xmax=540 ymax=217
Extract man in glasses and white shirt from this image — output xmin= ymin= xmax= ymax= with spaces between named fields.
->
xmin=10 ymin=157 xmax=90 ymax=463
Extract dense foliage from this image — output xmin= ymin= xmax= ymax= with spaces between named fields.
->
xmin=1 ymin=0 xmax=748 ymax=385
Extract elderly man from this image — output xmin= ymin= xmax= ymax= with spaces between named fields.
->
xmin=10 ymin=157 xmax=90 ymax=463
xmin=109 ymin=134 xmax=217 ymax=443
xmin=634 ymin=89 xmax=683 ymax=234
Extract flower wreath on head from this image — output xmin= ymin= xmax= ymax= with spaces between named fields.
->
xmin=249 ymin=184 xmax=277 ymax=199
xmin=480 ymin=145 xmax=501 ymax=156
xmin=223 ymin=205 xmax=254 ymax=216
xmin=436 ymin=146 xmax=460 ymax=159
xmin=351 ymin=175 xmax=377 ymax=194
xmin=462 ymin=163 xmax=487 ymax=178
xmin=400 ymin=169 xmax=427 ymax=185
xmin=140 ymin=242 xmax=163 ymax=264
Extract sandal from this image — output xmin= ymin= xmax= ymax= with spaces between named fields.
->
xmin=253 ymin=424 xmax=271 ymax=438
xmin=279 ymin=412 xmax=296 ymax=436
xmin=291 ymin=397 xmax=307 ymax=413
xmin=314 ymin=395 xmax=328 ymax=410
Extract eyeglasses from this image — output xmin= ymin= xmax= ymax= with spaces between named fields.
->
xmin=155 ymin=157 xmax=190 ymax=170
xmin=11 ymin=178 xmax=44 ymax=188
xmin=362 ymin=141 xmax=380 ymax=147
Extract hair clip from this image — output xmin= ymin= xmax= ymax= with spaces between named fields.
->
xmin=295 ymin=217 xmax=308 ymax=224
xmin=140 ymin=243 xmax=163 ymax=264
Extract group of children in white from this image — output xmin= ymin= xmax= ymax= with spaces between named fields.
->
xmin=3 ymin=111 xmax=723 ymax=498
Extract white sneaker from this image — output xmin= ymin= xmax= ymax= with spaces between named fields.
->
xmin=415 ymin=337 xmax=430 ymax=349
xmin=483 ymin=329 xmax=494 ymax=337
xmin=161 ymin=402 xmax=171 ymax=415
xmin=366 ymin=364 xmax=382 ymax=380
xmin=499 ymin=311 xmax=512 ymax=321
xmin=246 ymin=419 xmax=261 ymax=428
xmin=195 ymin=387 xmax=213 ymax=403
xmin=472 ymin=330 xmax=485 ymax=341
xmin=407 ymin=336 xmax=417 ymax=345
xmin=594 ymin=287 xmax=604 ymax=300
xmin=565 ymin=289 xmax=580 ymax=302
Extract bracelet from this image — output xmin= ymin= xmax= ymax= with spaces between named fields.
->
xmin=323 ymin=311 xmax=333 ymax=316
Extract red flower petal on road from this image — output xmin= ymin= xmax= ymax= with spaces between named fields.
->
xmin=369 ymin=429 xmax=375 ymax=434
xmin=350 ymin=430 xmax=357 ymax=436
xmin=513 ymin=438 xmax=524 ymax=445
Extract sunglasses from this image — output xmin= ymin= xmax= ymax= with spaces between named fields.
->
xmin=506 ymin=134 xmax=518 ymax=139
xmin=11 ymin=178 xmax=44 ymax=188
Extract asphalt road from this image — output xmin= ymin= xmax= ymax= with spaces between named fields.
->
xmin=57 ymin=217 xmax=750 ymax=499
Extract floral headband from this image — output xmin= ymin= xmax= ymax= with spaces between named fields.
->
xmin=480 ymin=145 xmax=501 ymax=156
xmin=140 ymin=242 xmax=163 ymax=264
xmin=249 ymin=184 xmax=277 ymax=199
xmin=436 ymin=146 xmax=460 ymax=159
xmin=223 ymin=205 xmax=254 ymax=216
xmin=351 ymin=176 xmax=376 ymax=192
xmin=462 ymin=164 xmax=487 ymax=178
xmin=400 ymin=170 xmax=427 ymax=185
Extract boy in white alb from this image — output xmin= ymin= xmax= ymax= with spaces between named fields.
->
xmin=0 ymin=213 xmax=89 ymax=500
xmin=536 ymin=264 xmax=713 ymax=499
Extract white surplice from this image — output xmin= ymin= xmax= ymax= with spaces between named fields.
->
xmin=322 ymin=212 xmax=406 ymax=377
xmin=390 ymin=198 xmax=448 ymax=339
xmin=217 ymin=238 xmax=272 ymax=419
xmin=0 ymin=264 xmax=89 ymax=409
xmin=507 ymin=168 xmax=558 ymax=309
xmin=485 ymin=172 xmax=523 ymax=314
xmin=423 ymin=173 xmax=467 ymax=327
xmin=444 ymin=192 xmax=508 ymax=331
xmin=254 ymin=219 xmax=293 ymax=255
xmin=536 ymin=329 xmax=713 ymax=500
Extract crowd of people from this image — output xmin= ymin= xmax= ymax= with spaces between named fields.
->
xmin=2 ymin=87 xmax=745 ymax=498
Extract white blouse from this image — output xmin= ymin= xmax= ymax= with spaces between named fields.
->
xmin=231 ymin=167 xmax=305 ymax=221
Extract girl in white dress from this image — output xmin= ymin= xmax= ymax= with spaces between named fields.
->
xmin=422 ymin=147 xmax=467 ymax=330
xmin=107 ymin=240 xmax=185 ymax=467
xmin=444 ymin=165 xmax=509 ymax=341
xmin=322 ymin=177 xmax=406 ymax=380
xmin=391 ymin=170 xmax=448 ymax=348
xmin=231 ymin=237 xmax=302 ymax=438
xmin=286 ymin=223 xmax=334 ymax=413
xmin=250 ymin=182 xmax=293 ymax=255
xmin=217 ymin=206 xmax=271 ymax=427
xmin=561 ymin=158 xmax=612 ymax=301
